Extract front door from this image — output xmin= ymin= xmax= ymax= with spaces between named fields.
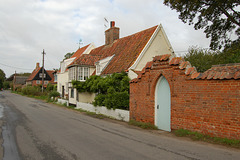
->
xmin=155 ymin=76 xmax=171 ymax=131
xmin=62 ymin=86 xmax=65 ymax=98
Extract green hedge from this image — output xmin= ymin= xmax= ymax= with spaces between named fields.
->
xmin=73 ymin=71 xmax=130 ymax=110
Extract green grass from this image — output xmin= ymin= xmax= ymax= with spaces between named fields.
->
xmin=128 ymin=120 xmax=158 ymax=130
xmin=174 ymin=129 xmax=240 ymax=148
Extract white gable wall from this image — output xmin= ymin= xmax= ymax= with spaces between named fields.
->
xmin=128 ymin=24 xmax=175 ymax=79
xmin=57 ymin=71 xmax=69 ymax=98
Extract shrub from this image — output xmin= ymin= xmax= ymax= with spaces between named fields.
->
xmin=22 ymin=86 xmax=40 ymax=96
xmin=48 ymin=91 xmax=60 ymax=102
xmin=74 ymin=71 xmax=130 ymax=110
xmin=16 ymin=86 xmax=22 ymax=92
xmin=3 ymin=81 xmax=10 ymax=89
xmin=46 ymin=83 xmax=54 ymax=91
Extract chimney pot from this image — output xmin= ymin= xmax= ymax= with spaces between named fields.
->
xmin=36 ymin=62 xmax=40 ymax=69
xmin=110 ymin=21 xmax=115 ymax=28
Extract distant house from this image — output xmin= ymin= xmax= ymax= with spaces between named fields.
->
xmin=6 ymin=74 xmax=29 ymax=91
xmin=57 ymin=44 xmax=95 ymax=99
xmin=26 ymin=63 xmax=56 ymax=87
xmin=65 ymin=21 xmax=175 ymax=105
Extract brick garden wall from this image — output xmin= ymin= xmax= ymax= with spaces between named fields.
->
xmin=130 ymin=55 xmax=240 ymax=139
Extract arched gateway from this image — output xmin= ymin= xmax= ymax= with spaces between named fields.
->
xmin=155 ymin=76 xmax=171 ymax=131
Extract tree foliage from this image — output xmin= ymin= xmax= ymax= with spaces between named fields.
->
xmin=64 ymin=52 xmax=75 ymax=60
xmin=0 ymin=69 xmax=6 ymax=89
xmin=184 ymin=41 xmax=240 ymax=72
xmin=72 ymin=72 xmax=130 ymax=110
xmin=3 ymin=81 xmax=10 ymax=89
xmin=164 ymin=0 xmax=240 ymax=49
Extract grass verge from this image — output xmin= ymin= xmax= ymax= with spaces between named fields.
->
xmin=174 ymin=129 xmax=240 ymax=148
xmin=128 ymin=120 xmax=158 ymax=130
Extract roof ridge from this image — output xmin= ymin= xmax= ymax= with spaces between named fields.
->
xmin=117 ymin=25 xmax=158 ymax=42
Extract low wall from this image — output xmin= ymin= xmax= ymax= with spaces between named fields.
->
xmin=78 ymin=92 xmax=95 ymax=103
xmin=76 ymin=102 xmax=129 ymax=122
xmin=57 ymin=99 xmax=69 ymax=106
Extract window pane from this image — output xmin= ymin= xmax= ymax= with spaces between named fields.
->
xmin=71 ymin=88 xmax=74 ymax=98
xmin=84 ymin=67 xmax=89 ymax=80
xmin=80 ymin=67 xmax=83 ymax=80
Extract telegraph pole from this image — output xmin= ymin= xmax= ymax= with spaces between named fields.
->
xmin=42 ymin=49 xmax=46 ymax=92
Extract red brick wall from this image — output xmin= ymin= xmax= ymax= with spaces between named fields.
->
xmin=130 ymin=56 xmax=240 ymax=139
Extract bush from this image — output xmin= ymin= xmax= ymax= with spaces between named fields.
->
xmin=48 ymin=91 xmax=60 ymax=102
xmin=16 ymin=86 xmax=22 ymax=92
xmin=46 ymin=83 xmax=54 ymax=91
xmin=75 ymin=71 xmax=130 ymax=110
xmin=3 ymin=81 xmax=10 ymax=89
xmin=22 ymin=86 xmax=40 ymax=96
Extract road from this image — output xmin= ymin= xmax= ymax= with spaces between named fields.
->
xmin=0 ymin=91 xmax=239 ymax=160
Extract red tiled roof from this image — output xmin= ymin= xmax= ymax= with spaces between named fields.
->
xmin=47 ymin=70 xmax=55 ymax=83
xmin=27 ymin=67 xmax=41 ymax=81
xmin=71 ymin=44 xmax=90 ymax=58
xmin=73 ymin=25 xmax=158 ymax=74
xmin=130 ymin=54 xmax=240 ymax=83
xmin=101 ymin=26 xmax=158 ymax=75
xmin=73 ymin=54 xmax=101 ymax=66
xmin=68 ymin=44 xmax=91 ymax=67
xmin=27 ymin=67 xmax=55 ymax=82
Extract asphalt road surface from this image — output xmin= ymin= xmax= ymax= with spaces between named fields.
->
xmin=0 ymin=91 xmax=239 ymax=160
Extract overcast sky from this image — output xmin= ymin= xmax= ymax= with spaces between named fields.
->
xmin=0 ymin=0 xmax=211 ymax=77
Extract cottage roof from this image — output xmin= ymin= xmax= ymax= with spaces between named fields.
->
xmin=66 ymin=44 xmax=91 ymax=68
xmin=72 ymin=25 xmax=158 ymax=74
xmin=27 ymin=67 xmax=55 ymax=82
xmin=46 ymin=70 xmax=55 ymax=82
xmin=27 ymin=67 xmax=41 ymax=81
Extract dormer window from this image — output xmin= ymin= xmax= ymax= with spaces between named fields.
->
xmin=96 ymin=63 xmax=100 ymax=75
xmin=95 ymin=55 xmax=115 ymax=76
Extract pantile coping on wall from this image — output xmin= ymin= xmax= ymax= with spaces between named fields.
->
xmin=130 ymin=54 xmax=240 ymax=83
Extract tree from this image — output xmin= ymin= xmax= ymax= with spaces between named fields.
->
xmin=3 ymin=81 xmax=10 ymax=89
xmin=164 ymin=0 xmax=240 ymax=49
xmin=0 ymin=69 xmax=6 ymax=89
xmin=64 ymin=52 xmax=75 ymax=60
xmin=184 ymin=47 xmax=219 ymax=72
xmin=184 ymin=42 xmax=240 ymax=72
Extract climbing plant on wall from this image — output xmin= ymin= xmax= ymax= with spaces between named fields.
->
xmin=72 ymin=71 xmax=130 ymax=110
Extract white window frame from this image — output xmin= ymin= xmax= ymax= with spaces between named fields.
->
xmin=39 ymin=73 xmax=46 ymax=78
xmin=70 ymin=88 xmax=74 ymax=98
xmin=77 ymin=67 xmax=89 ymax=81
xmin=96 ymin=64 xmax=100 ymax=75
xmin=44 ymin=80 xmax=48 ymax=85
xmin=36 ymin=80 xmax=40 ymax=84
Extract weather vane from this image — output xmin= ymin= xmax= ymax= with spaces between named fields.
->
xmin=77 ymin=39 xmax=83 ymax=49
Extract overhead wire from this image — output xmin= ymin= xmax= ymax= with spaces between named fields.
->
xmin=0 ymin=62 xmax=32 ymax=71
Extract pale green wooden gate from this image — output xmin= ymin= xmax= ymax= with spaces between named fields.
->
xmin=155 ymin=76 xmax=171 ymax=131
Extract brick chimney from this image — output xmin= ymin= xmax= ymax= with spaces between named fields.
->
xmin=105 ymin=21 xmax=119 ymax=45
xmin=36 ymin=62 xmax=40 ymax=69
